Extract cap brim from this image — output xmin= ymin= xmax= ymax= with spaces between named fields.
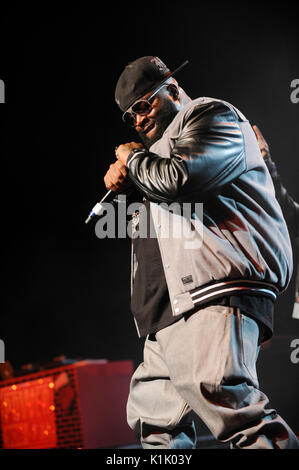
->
xmin=158 ymin=60 xmax=189 ymax=87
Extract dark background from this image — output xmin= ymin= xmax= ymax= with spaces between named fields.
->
xmin=0 ymin=1 xmax=298 ymax=428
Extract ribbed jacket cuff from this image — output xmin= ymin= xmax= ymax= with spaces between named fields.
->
xmin=127 ymin=148 xmax=147 ymax=168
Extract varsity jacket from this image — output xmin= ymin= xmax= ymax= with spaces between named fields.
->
xmin=126 ymin=97 xmax=293 ymax=322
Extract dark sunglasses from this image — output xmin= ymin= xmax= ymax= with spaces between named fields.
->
xmin=122 ymin=83 xmax=168 ymax=127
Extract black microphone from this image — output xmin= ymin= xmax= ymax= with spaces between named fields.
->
xmin=85 ymin=190 xmax=116 ymax=224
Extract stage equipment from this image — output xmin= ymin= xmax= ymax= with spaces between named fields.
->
xmin=0 ymin=359 xmax=136 ymax=449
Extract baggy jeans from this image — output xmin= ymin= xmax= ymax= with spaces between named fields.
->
xmin=127 ymin=305 xmax=299 ymax=449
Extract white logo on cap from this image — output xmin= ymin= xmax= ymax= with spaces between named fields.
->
xmin=151 ymin=57 xmax=167 ymax=72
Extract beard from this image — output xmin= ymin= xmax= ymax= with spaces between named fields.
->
xmin=136 ymin=99 xmax=178 ymax=149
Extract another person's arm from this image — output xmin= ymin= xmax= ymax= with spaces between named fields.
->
xmin=253 ymin=125 xmax=299 ymax=238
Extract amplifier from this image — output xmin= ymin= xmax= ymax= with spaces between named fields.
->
xmin=0 ymin=359 xmax=137 ymax=449
xmin=258 ymin=335 xmax=299 ymax=434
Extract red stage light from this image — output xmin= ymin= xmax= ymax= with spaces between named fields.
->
xmin=0 ymin=377 xmax=57 ymax=449
xmin=0 ymin=360 xmax=137 ymax=449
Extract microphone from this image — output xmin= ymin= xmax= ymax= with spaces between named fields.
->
xmin=85 ymin=190 xmax=116 ymax=224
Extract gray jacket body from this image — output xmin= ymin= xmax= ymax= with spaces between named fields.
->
xmin=127 ymin=97 xmax=293 ymax=329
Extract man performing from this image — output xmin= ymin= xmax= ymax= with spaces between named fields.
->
xmin=103 ymin=56 xmax=299 ymax=449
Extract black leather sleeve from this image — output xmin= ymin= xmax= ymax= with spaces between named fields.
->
xmin=126 ymin=101 xmax=247 ymax=203
xmin=264 ymin=155 xmax=299 ymax=238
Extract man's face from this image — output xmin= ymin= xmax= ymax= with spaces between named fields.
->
xmin=133 ymin=87 xmax=179 ymax=149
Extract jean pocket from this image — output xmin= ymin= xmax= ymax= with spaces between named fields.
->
xmin=240 ymin=314 xmax=260 ymax=381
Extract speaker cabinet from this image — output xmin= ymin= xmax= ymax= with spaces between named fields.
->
xmin=0 ymin=360 xmax=137 ymax=449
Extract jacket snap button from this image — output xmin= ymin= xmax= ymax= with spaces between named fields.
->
xmin=174 ymin=300 xmax=178 ymax=305
xmin=175 ymin=308 xmax=180 ymax=313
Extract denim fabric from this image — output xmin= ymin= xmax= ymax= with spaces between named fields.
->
xmin=127 ymin=305 xmax=299 ymax=449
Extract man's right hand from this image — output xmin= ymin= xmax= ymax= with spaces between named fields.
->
xmin=104 ymin=160 xmax=133 ymax=193
xmin=253 ymin=125 xmax=270 ymax=159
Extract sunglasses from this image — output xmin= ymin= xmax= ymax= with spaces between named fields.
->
xmin=122 ymin=83 xmax=168 ymax=128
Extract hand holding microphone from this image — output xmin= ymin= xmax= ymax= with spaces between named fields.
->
xmin=85 ymin=142 xmax=144 ymax=224
xmin=85 ymin=160 xmax=132 ymax=224
xmin=103 ymin=159 xmax=130 ymax=191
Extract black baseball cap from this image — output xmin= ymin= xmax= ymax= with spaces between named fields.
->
xmin=115 ymin=56 xmax=189 ymax=113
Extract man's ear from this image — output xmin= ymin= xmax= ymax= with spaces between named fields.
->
xmin=167 ymin=84 xmax=179 ymax=100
